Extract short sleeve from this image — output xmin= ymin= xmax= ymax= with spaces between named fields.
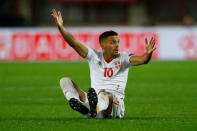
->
xmin=85 ymin=47 xmax=97 ymax=62
xmin=121 ymin=52 xmax=134 ymax=68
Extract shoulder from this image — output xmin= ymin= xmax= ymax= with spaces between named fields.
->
xmin=119 ymin=52 xmax=134 ymax=58
xmin=119 ymin=52 xmax=134 ymax=67
xmin=87 ymin=47 xmax=100 ymax=54
xmin=86 ymin=47 xmax=102 ymax=61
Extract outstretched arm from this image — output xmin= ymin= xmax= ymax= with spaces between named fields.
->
xmin=130 ymin=37 xmax=156 ymax=66
xmin=51 ymin=9 xmax=88 ymax=58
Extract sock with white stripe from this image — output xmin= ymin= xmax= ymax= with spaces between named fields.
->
xmin=60 ymin=77 xmax=79 ymax=100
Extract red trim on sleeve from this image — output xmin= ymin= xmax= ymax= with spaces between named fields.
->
xmin=129 ymin=53 xmax=134 ymax=56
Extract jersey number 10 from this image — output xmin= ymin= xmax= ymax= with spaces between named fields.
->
xmin=104 ymin=68 xmax=113 ymax=78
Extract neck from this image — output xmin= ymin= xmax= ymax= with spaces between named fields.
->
xmin=103 ymin=52 xmax=116 ymax=61
xmin=103 ymin=52 xmax=114 ymax=61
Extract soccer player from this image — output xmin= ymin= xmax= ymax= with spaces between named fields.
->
xmin=51 ymin=9 xmax=156 ymax=118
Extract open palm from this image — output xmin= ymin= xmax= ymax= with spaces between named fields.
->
xmin=51 ymin=9 xmax=63 ymax=27
xmin=145 ymin=37 xmax=156 ymax=54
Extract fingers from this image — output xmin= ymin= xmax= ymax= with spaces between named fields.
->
xmin=51 ymin=9 xmax=56 ymax=16
xmin=51 ymin=9 xmax=63 ymax=20
xmin=51 ymin=9 xmax=57 ymax=18
xmin=151 ymin=38 xmax=155 ymax=48
xmin=152 ymin=47 xmax=157 ymax=52
xmin=150 ymin=37 xmax=154 ymax=45
xmin=149 ymin=37 xmax=155 ymax=48
xmin=58 ymin=11 xmax=61 ymax=17
xmin=145 ymin=38 xmax=148 ymax=47
xmin=145 ymin=37 xmax=157 ymax=53
xmin=146 ymin=37 xmax=155 ymax=47
xmin=150 ymin=38 xmax=156 ymax=53
xmin=51 ymin=9 xmax=61 ymax=18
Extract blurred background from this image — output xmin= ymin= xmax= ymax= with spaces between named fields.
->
xmin=0 ymin=0 xmax=196 ymax=27
xmin=0 ymin=0 xmax=197 ymax=61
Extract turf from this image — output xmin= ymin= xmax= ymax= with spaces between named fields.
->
xmin=0 ymin=61 xmax=196 ymax=131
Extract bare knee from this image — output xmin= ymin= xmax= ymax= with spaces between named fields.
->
xmin=98 ymin=90 xmax=113 ymax=103
xmin=98 ymin=90 xmax=112 ymax=97
xmin=98 ymin=89 xmax=106 ymax=94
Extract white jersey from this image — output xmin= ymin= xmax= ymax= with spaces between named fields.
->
xmin=85 ymin=47 xmax=133 ymax=97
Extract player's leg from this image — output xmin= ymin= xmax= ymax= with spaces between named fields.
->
xmin=97 ymin=90 xmax=113 ymax=115
xmin=87 ymin=88 xmax=113 ymax=118
xmin=59 ymin=77 xmax=89 ymax=115
xmin=99 ymin=91 xmax=113 ymax=115
xmin=71 ymin=79 xmax=87 ymax=103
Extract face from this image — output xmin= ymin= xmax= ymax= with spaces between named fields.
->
xmin=101 ymin=35 xmax=120 ymax=57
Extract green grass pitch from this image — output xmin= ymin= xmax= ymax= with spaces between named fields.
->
xmin=0 ymin=61 xmax=197 ymax=131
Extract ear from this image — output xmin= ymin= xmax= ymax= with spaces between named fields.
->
xmin=100 ymin=42 xmax=104 ymax=49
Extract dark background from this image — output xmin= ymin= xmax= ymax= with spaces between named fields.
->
xmin=0 ymin=0 xmax=196 ymax=27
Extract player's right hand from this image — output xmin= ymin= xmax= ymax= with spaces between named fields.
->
xmin=51 ymin=9 xmax=63 ymax=27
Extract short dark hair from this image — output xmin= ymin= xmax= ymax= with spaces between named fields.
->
xmin=99 ymin=30 xmax=118 ymax=43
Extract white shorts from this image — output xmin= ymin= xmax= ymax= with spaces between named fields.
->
xmin=96 ymin=89 xmax=125 ymax=118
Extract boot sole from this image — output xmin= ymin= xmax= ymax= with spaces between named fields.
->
xmin=87 ymin=88 xmax=98 ymax=118
xmin=69 ymin=98 xmax=89 ymax=115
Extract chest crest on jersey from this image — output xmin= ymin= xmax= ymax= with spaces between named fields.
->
xmin=114 ymin=60 xmax=121 ymax=69
xmin=98 ymin=61 xmax=102 ymax=67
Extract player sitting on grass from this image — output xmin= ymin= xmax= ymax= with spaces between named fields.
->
xmin=51 ymin=9 xmax=156 ymax=118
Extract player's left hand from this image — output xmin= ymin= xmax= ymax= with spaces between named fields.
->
xmin=145 ymin=37 xmax=156 ymax=54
